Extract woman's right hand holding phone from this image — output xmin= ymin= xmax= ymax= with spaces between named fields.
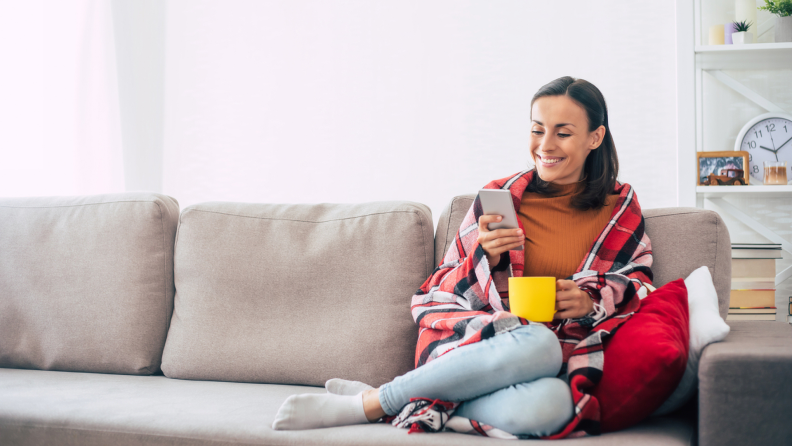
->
xmin=477 ymin=215 xmax=525 ymax=268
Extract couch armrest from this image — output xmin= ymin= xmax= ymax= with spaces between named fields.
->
xmin=698 ymin=321 xmax=792 ymax=446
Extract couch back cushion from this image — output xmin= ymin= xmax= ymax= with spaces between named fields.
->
xmin=161 ymin=201 xmax=433 ymax=387
xmin=435 ymin=195 xmax=732 ymax=320
xmin=0 ymin=193 xmax=179 ymax=374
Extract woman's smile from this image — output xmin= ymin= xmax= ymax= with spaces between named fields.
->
xmin=536 ymin=154 xmax=565 ymax=166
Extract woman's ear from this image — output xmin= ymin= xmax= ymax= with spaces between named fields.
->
xmin=591 ymin=125 xmax=606 ymax=149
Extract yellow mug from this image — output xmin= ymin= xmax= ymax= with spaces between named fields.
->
xmin=508 ymin=277 xmax=556 ymax=322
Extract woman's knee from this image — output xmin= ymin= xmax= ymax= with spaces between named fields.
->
xmin=507 ymin=325 xmax=563 ymax=377
xmin=495 ymin=378 xmax=573 ymax=436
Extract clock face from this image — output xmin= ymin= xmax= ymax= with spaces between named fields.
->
xmin=738 ymin=116 xmax=792 ymax=183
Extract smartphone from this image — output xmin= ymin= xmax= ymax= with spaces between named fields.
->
xmin=478 ymin=189 xmax=523 ymax=251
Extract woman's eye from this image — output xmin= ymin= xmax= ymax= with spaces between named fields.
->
xmin=558 ymin=133 xmax=571 ymax=138
xmin=531 ymin=130 xmax=544 ymax=135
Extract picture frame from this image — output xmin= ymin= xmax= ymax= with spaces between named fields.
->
xmin=696 ymin=151 xmax=750 ymax=185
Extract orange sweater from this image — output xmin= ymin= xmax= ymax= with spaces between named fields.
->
xmin=517 ymin=182 xmax=617 ymax=281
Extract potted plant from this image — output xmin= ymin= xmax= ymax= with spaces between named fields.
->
xmin=731 ymin=20 xmax=754 ymax=44
xmin=759 ymin=0 xmax=792 ymax=42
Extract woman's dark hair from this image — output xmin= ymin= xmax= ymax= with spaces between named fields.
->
xmin=526 ymin=76 xmax=619 ymax=210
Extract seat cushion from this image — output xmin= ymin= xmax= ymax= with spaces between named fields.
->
xmin=0 ymin=368 xmax=695 ymax=445
xmin=161 ymin=201 xmax=434 ymax=387
xmin=0 ymin=193 xmax=179 ymax=375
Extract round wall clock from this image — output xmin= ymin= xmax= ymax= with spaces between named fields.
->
xmin=734 ymin=112 xmax=792 ymax=184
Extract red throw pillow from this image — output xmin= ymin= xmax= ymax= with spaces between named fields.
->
xmin=591 ymin=278 xmax=690 ymax=433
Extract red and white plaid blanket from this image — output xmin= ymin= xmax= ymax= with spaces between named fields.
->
xmin=408 ymin=169 xmax=653 ymax=439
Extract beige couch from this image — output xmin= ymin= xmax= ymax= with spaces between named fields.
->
xmin=1 ymin=192 xmax=790 ymax=446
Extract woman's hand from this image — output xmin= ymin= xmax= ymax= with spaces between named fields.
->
xmin=477 ymin=215 xmax=525 ymax=268
xmin=554 ymin=280 xmax=594 ymax=320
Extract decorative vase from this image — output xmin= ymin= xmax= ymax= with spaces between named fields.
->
xmin=732 ymin=31 xmax=754 ymax=44
xmin=735 ymin=0 xmax=757 ymax=30
xmin=725 ymin=22 xmax=738 ymax=44
xmin=777 ymin=16 xmax=792 ymax=42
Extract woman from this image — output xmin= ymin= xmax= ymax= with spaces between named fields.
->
xmin=272 ymin=76 xmax=653 ymax=439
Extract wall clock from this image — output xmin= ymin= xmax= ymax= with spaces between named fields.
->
xmin=734 ymin=112 xmax=792 ymax=184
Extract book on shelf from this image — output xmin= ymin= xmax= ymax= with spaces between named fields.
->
xmin=726 ymin=313 xmax=776 ymax=321
xmin=729 ymin=253 xmax=778 ymax=320
xmin=732 ymin=244 xmax=782 ymax=259
xmin=728 ymin=307 xmax=776 ymax=314
xmin=729 ymin=289 xmax=776 ymax=308
xmin=732 ymin=258 xmax=776 ymax=278
xmin=731 ymin=243 xmax=782 ymax=249
xmin=731 ymin=278 xmax=775 ymax=289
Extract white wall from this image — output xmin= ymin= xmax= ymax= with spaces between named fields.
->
xmin=163 ymin=0 xmax=679 ymax=225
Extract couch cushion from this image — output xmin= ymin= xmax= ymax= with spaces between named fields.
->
xmin=0 ymin=193 xmax=179 ymax=375
xmin=0 ymin=368 xmax=695 ymax=445
xmin=434 ymin=194 xmax=476 ymax=266
xmin=161 ymin=201 xmax=434 ymax=387
xmin=435 ymin=196 xmax=731 ymax=320
xmin=642 ymin=208 xmax=731 ymax=320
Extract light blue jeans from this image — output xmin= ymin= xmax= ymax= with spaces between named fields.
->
xmin=379 ymin=324 xmax=573 ymax=437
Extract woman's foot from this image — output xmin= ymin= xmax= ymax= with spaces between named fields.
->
xmin=325 ymin=378 xmax=374 ymax=396
xmin=271 ymin=392 xmax=369 ymax=430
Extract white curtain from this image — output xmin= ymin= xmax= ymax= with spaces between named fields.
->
xmin=0 ymin=0 xmax=125 ymax=198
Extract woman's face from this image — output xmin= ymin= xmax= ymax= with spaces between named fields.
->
xmin=529 ymin=95 xmax=605 ymax=185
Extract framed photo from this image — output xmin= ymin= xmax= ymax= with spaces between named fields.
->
xmin=697 ymin=151 xmax=750 ymax=185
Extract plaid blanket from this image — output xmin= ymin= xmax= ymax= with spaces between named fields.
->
xmin=409 ymin=169 xmax=653 ymax=439
xmin=390 ymin=398 xmax=523 ymax=439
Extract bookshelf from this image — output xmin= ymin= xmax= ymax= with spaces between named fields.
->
xmin=678 ymin=0 xmax=792 ymax=322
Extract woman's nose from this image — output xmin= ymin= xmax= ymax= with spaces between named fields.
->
xmin=538 ymin=136 xmax=553 ymax=152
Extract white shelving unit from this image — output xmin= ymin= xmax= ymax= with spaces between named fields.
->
xmin=678 ymin=1 xmax=792 ymax=315
xmin=677 ymin=1 xmax=792 ymax=207
xmin=696 ymin=42 xmax=792 ymax=71
xmin=696 ymin=185 xmax=792 ymax=196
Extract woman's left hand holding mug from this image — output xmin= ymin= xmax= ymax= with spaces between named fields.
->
xmin=553 ymin=280 xmax=594 ymax=320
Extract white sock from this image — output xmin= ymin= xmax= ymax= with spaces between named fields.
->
xmin=325 ymin=378 xmax=375 ymax=396
xmin=271 ymin=392 xmax=369 ymax=430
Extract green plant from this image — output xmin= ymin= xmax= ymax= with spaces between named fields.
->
xmin=733 ymin=20 xmax=753 ymax=32
xmin=758 ymin=0 xmax=792 ymax=17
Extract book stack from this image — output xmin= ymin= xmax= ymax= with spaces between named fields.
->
xmin=728 ymin=244 xmax=781 ymax=321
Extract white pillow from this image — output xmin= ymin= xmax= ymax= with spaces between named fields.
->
xmin=652 ymin=266 xmax=730 ymax=416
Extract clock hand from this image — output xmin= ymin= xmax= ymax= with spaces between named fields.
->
xmin=759 ymin=145 xmax=778 ymax=153
xmin=777 ymin=135 xmax=792 ymax=151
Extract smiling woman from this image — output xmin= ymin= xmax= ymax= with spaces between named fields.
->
xmin=531 ymin=95 xmax=605 ymax=186
xmin=526 ymin=77 xmax=619 ymax=210
xmin=272 ymin=76 xmax=654 ymax=439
